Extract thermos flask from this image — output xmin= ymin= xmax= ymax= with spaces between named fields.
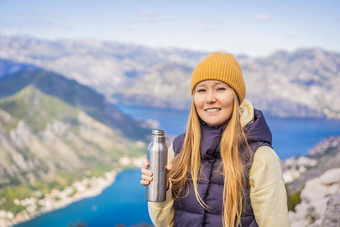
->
xmin=146 ymin=129 xmax=168 ymax=202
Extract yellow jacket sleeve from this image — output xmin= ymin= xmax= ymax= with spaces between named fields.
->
xmin=249 ymin=146 xmax=290 ymax=227
xmin=147 ymin=144 xmax=175 ymax=227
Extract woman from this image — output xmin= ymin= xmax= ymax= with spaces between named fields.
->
xmin=141 ymin=52 xmax=289 ymax=227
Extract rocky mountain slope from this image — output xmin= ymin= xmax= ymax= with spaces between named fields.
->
xmin=0 ymin=67 xmax=149 ymax=139
xmin=0 ymin=35 xmax=339 ymax=118
xmin=289 ymin=169 xmax=340 ymax=227
xmin=0 ymin=66 xmax=149 ymax=219
xmin=283 ymin=136 xmax=340 ymax=226
xmin=284 ymin=136 xmax=340 ymax=194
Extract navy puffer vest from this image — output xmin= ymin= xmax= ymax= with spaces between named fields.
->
xmin=172 ymin=109 xmax=272 ymax=227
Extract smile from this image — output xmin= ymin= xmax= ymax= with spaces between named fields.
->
xmin=205 ymin=108 xmax=221 ymax=113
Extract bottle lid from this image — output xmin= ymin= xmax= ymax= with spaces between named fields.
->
xmin=152 ymin=129 xmax=164 ymax=135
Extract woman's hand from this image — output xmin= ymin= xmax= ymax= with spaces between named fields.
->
xmin=140 ymin=160 xmax=153 ymax=186
xmin=140 ymin=160 xmax=172 ymax=189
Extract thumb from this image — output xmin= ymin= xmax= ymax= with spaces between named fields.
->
xmin=166 ymin=164 xmax=172 ymax=171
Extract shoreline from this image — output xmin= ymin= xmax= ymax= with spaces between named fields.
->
xmin=0 ymin=169 xmax=120 ymax=227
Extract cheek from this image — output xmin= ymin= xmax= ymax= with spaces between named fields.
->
xmin=193 ymin=95 xmax=203 ymax=108
xmin=227 ymin=98 xmax=234 ymax=108
xmin=222 ymin=94 xmax=234 ymax=115
xmin=193 ymin=97 xmax=205 ymax=119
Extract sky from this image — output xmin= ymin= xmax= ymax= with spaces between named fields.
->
xmin=1 ymin=0 xmax=339 ymax=57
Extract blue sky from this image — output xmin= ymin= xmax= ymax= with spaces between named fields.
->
xmin=1 ymin=0 xmax=339 ymax=56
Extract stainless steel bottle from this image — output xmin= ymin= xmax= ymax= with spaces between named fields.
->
xmin=146 ymin=129 xmax=168 ymax=202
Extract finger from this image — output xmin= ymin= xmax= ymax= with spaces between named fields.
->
xmin=166 ymin=164 xmax=173 ymax=171
xmin=141 ymin=168 xmax=152 ymax=176
xmin=140 ymin=180 xmax=150 ymax=186
xmin=141 ymin=168 xmax=153 ymax=176
xmin=142 ymin=174 xmax=153 ymax=182
xmin=143 ymin=160 xmax=150 ymax=167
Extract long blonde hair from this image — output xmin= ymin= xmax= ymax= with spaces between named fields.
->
xmin=169 ymin=91 xmax=251 ymax=227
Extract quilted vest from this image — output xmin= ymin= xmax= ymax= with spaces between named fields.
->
xmin=172 ymin=109 xmax=272 ymax=227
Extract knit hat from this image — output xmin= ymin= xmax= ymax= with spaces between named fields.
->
xmin=191 ymin=52 xmax=246 ymax=103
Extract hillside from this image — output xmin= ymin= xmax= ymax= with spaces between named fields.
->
xmin=1 ymin=36 xmax=339 ymax=118
xmin=0 ymin=68 xmax=149 ymax=140
xmin=0 ymin=67 xmax=149 ymax=225
xmin=0 ymin=58 xmax=37 ymax=78
xmin=283 ymin=136 xmax=340 ymax=226
xmin=283 ymin=136 xmax=340 ymax=194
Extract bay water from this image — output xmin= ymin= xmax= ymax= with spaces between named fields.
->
xmin=16 ymin=104 xmax=340 ymax=227
xmin=16 ymin=170 xmax=151 ymax=227
xmin=117 ymin=104 xmax=340 ymax=159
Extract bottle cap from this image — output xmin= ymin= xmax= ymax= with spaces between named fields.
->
xmin=152 ymin=129 xmax=164 ymax=135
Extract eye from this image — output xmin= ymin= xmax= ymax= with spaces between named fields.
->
xmin=196 ymin=88 xmax=206 ymax=93
xmin=217 ymin=87 xmax=226 ymax=91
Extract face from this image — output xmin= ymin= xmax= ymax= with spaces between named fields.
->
xmin=193 ymin=80 xmax=234 ymax=127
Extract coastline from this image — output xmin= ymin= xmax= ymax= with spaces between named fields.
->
xmin=0 ymin=169 xmax=120 ymax=227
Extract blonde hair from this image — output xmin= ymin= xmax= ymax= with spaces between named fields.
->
xmin=169 ymin=91 xmax=252 ymax=227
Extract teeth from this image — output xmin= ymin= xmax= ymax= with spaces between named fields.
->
xmin=206 ymin=108 xmax=220 ymax=113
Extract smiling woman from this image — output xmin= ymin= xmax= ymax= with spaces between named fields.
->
xmin=193 ymin=80 xmax=234 ymax=127
xmin=141 ymin=52 xmax=289 ymax=227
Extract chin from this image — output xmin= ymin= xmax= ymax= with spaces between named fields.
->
xmin=206 ymin=122 xmax=222 ymax=127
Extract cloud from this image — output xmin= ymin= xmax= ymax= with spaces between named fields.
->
xmin=138 ymin=10 xmax=157 ymax=19
xmin=253 ymin=14 xmax=269 ymax=21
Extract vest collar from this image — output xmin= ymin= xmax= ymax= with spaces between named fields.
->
xmin=200 ymin=123 xmax=224 ymax=159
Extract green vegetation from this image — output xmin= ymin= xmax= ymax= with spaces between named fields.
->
xmin=0 ymin=185 xmax=33 ymax=215
xmin=287 ymin=191 xmax=301 ymax=211
xmin=286 ymin=184 xmax=302 ymax=211
xmin=129 ymin=145 xmax=147 ymax=157
xmin=77 ymin=155 xmax=113 ymax=177
xmin=0 ymin=68 xmax=149 ymax=140
xmin=0 ymin=86 xmax=79 ymax=132
xmin=68 ymin=189 xmax=77 ymax=198
xmin=0 ymin=68 xmax=149 ymax=218
xmin=0 ymin=112 xmax=19 ymax=132
xmin=0 ymin=176 xmax=71 ymax=213
xmin=11 ymin=204 xmax=26 ymax=215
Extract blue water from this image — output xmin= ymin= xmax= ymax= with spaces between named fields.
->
xmin=118 ymin=104 xmax=340 ymax=159
xmin=16 ymin=105 xmax=340 ymax=227
xmin=16 ymin=170 xmax=152 ymax=227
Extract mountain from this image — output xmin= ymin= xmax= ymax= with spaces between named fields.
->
xmin=284 ymin=136 xmax=340 ymax=194
xmin=112 ymin=62 xmax=194 ymax=110
xmin=0 ymin=35 xmax=339 ymax=118
xmin=0 ymin=65 xmax=149 ymax=219
xmin=283 ymin=136 xmax=340 ymax=226
xmin=0 ymin=58 xmax=37 ymax=78
xmin=242 ymin=49 xmax=340 ymax=118
xmin=0 ymin=68 xmax=149 ymax=140
xmin=0 ymin=35 xmax=206 ymax=95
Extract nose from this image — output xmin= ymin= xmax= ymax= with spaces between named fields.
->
xmin=206 ymin=91 xmax=216 ymax=103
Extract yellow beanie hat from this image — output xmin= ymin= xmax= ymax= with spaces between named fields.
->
xmin=191 ymin=52 xmax=246 ymax=103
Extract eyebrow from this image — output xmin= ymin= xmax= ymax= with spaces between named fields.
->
xmin=195 ymin=84 xmax=206 ymax=88
xmin=213 ymin=82 xmax=230 ymax=88
xmin=196 ymin=81 xmax=228 ymax=88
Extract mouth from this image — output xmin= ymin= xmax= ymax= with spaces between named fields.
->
xmin=205 ymin=108 xmax=221 ymax=113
